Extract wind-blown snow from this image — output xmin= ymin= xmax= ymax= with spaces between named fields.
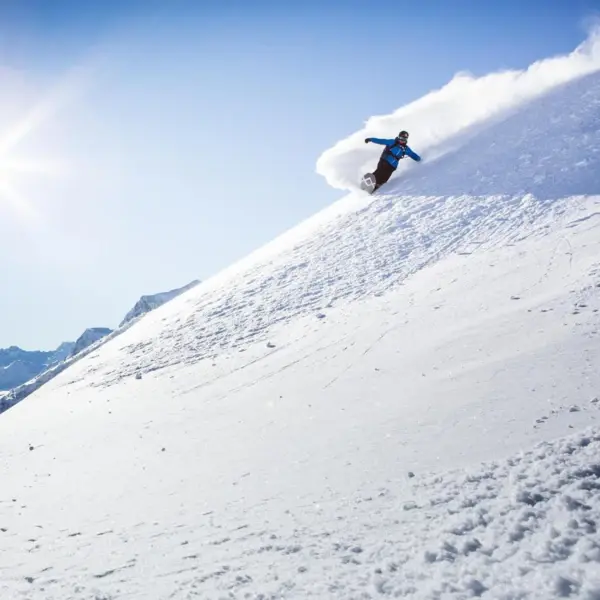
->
xmin=2 ymin=36 xmax=600 ymax=600
xmin=317 ymin=28 xmax=600 ymax=191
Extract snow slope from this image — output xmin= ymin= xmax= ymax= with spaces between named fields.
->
xmin=2 ymin=48 xmax=600 ymax=599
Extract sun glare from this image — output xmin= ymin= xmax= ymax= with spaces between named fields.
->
xmin=0 ymin=153 xmax=42 ymax=219
xmin=0 ymin=66 xmax=88 ymax=223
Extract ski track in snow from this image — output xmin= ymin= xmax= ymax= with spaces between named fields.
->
xmin=65 ymin=191 xmax=586 ymax=390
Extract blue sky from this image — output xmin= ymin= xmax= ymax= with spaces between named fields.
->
xmin=0 ymin=0 xmax=598 ymax=349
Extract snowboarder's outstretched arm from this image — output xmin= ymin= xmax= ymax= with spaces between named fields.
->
xmin=405 ymin=146 xmax=421 ymax=161
xmin=365 ymin=137 xmax=395 ymax=146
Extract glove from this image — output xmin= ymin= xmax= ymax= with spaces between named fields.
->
xmin=365 ymin=138 xmax=371 ymax=144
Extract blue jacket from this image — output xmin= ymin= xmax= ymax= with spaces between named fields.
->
xmin=367 ymin=138 xmax=421 ymax=168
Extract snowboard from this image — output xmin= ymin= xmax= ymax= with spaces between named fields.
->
xmin=360 ymin=172 xmax=377 ymax=194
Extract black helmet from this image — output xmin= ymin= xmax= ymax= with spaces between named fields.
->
xmin=398 ymin=130 xmax=409 ymax=139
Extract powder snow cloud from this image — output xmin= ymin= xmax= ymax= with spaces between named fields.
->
xmin=316 ymin=28 xmax=600 ymax=191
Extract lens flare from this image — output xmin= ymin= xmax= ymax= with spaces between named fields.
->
xmin=0 ymin=66 xmax=89 ymax=224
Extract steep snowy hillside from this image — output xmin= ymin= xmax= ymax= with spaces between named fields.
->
xmin=2 ymin=50 xmax=600 ymax=599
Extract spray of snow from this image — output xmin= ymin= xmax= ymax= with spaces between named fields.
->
xmin=316 ymin=28 xmax=600 ymax=191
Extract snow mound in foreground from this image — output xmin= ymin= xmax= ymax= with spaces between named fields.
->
xmin=223 ymin=428 xmax=600 ymax=599
xmin=4 ymin=426 xmax=598 ymax=599
xmin=367 ymin=428 xmax=600 ymax=599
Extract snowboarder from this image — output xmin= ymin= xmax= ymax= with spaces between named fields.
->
xmin=364 ymin=130 xmax=421 ymax=191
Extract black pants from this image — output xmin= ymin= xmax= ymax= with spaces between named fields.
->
xmin=372 ymin=159 xmax=395 ymax=189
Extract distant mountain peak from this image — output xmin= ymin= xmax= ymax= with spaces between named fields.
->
xmin=0 ymin=343 xmax=74 ymax=391
xmin=0 ymin=279 xmax=201 ymax=411
xmin=119 ymin=280 xmax=200 ymax=327
xmin=70 ymin=328 xmax=114 ymax=358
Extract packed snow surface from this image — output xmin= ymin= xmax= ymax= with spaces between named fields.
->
xmin=2 ymin=40 xmax=600 ymax=600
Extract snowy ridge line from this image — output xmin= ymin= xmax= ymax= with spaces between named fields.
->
xmin=82 ymin=191 xmax=585 ymax=389
xmin=0 ymin=282 xmax=199 ymax=415
xmin=119 ymin=280 xmax=200 ymax=327
xmin=0 ymin=317 xmax=140 ymax=414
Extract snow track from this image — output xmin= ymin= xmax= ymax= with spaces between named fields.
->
xmin=62 ymin=190 xmax=588 ymax=389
